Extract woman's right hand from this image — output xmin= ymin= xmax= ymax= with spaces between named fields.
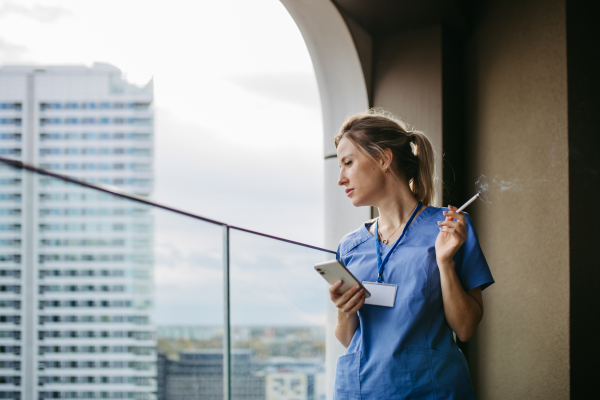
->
xmin=329 ymin=280 xmax=366 ymax=314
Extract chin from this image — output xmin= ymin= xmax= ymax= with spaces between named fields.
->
xmin=349 ymin=196 xmax=367 ymax=208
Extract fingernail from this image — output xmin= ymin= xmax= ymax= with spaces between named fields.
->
xmin=356 ymin=300 xmax=360 ymax=304
xmin=355 ymin=285 xmax=360 ymax=289
xmin=338 ymin=280 xmax=343 ymax=284
xmin=437 ymin=221 xmax=442 ymax=224
xmin=360 ymin=288 xmax=365 ymax=292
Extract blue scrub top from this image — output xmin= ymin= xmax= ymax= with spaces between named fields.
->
xmin=334 ymin=206 xmax=494 ymax=400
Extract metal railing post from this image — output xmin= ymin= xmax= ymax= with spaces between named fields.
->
xmin=223 ymin=225 xmax=231 ymax=400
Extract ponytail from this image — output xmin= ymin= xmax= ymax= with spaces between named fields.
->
xmin=334 ymin=109 xmax=437 ymax=206
xmin=408 ymin=131 xmax=435 ymax=206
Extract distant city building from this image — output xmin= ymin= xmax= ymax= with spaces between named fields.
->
xmin=263 ymin=358 xmax=325 ymax=400
xmin=0 ymin=63 xmax=155 ymax=400
xmin=159 ymin=349 xmax=265 ymax=400
xmin=266 ymin=374 xmax=309 ymax=400
xmin=156 ymin=326 xmax=224 ymax=342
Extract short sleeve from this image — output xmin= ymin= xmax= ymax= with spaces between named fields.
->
xmin=453 ymin=213 xmax=494 ymax=291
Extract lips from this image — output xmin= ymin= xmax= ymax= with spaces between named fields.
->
xmin=345 ymin=188 xmax=354 ymax=196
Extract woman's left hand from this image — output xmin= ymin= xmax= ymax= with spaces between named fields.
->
xmin=435 ymin=205 xmax=467 ymax=266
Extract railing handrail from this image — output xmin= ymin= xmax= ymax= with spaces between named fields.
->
xmin=0 ymin=156 xmax=336 ymax=255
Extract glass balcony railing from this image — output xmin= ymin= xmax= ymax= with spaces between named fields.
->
xmin=0 ymin=157 xmax=334 ymax=400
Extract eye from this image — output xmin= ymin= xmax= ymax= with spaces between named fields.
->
xmin=345 ymin=161 xmax=352 ymax=166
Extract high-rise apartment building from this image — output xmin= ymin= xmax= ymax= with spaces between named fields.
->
xmin=0 ymin=63 xmax=155 ymax=400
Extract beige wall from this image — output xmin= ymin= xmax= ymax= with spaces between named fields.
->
xmin=288 ymin=0 xmax=571 ymax=397
xmin=372 ymin=25 xmax=444 ymax=206
xmin=464 ymin=0 xmax=569 ymax=398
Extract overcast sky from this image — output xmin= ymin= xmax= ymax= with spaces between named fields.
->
xmin=0 ymin=0 xmax=324 ymax=244
xmin=0 ymin=0 xmax=331 ymax=325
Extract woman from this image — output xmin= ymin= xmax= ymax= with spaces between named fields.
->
xmin=330 ymin=110 xmax=494 ymax=399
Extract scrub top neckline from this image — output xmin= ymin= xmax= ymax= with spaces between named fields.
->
xmin=363 ymin=205 xmax=435 ymax=247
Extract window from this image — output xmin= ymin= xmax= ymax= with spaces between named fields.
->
xmin=0 ymin=118 xmax=22 ymax=126
xmin=0 ymin=149 xmax=21 ymax=156
xmin=0 ymin=133 xmax=21 ymax=141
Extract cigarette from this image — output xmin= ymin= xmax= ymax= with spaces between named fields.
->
xmin=456 ymin=193 xmax=480 ymax=212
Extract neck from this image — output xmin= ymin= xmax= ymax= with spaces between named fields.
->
xmin=376 ymin=183 xmax=419 ymax=229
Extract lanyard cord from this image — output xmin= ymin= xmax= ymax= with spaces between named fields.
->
xmin=374 ymin=201 xmax=422 ymax=283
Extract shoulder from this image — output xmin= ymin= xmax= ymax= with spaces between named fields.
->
xmin=336 ymin=221 xmax=373 ymax=258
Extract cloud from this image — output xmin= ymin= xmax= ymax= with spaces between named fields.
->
xmin=0 ymin=38 xmax=28 ymax=62
xmin=0 ymin=1 xmax=71 ymax=23
xmin=152 ymin=108 xmax=325 ymax=246
xmin=227 ymin=72 xmax=320 ymax=110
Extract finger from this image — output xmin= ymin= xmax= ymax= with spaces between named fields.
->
xmin=450 ymin=226 xmax=465 ymax=241
xmin=329 ymin=279 xmax=343 ymax=295
xmin=342 ymin=288 xmax=365 ymax=312
xmin=439 ymin=226 xmax=453 ymax=234
xmin=454 ymin=224 xmax=467 ymax=241
xmin=335 ymin=284 xmax=360 ymax=307
xmin=339 ymin=284 xmax=361 ymax=303
xmin=347 ymin=294 xmax=366 ymax=313
xmin=440 ymin=224 xmax=466 ymax=241
xmin=437 ymin=220 xmax=459 ymax=229
xmin=443 ymin=209 xmax=465 ymax=223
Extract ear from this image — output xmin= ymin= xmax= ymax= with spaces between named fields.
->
xmin=380 ymin=148 xmax=393 ymax=170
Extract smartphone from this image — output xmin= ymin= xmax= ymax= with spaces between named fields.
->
xmin=314 ymin=260 xmax=371 ymax=298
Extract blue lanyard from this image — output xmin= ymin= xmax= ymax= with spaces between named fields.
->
xmin=374 ymin=201 xmax=422 ymax=283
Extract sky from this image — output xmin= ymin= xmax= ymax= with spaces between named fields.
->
xmin=0 ymin=0 xmax=325 ymax=245
xmin=0 ymin=0 xmax=331 ymax=325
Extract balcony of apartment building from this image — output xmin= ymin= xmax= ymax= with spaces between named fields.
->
xmin=0 ymin=0 xmax=597 ymax=399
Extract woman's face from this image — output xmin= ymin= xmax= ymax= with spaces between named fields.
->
xmin=337 ymin=136 xmax=386 ymax=207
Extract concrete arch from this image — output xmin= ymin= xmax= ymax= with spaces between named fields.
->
xmin=280 ymin=0 xmax=368 ymax=158
xmin=279 ymin=0 xmax=371 ymax=252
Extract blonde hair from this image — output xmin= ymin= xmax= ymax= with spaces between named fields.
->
xmin=334 ymin=109 xmax=436 ymax=206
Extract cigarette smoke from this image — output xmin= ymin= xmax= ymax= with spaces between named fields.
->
xmin=475 ymin=175 xmax=548 ymax=205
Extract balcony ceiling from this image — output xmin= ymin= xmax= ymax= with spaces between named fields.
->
xmin=331 ymin=0 xmax=468 ymax=35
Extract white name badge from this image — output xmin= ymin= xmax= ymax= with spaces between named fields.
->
xmin=362 ymin=281 xmax=398 ymax=307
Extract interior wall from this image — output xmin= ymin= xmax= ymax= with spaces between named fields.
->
xmin=464 ymin=0 xmax=569 ymax=398
xmin=372 ymin=25 xmax=444 ymax=206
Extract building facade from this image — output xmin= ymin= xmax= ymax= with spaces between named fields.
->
xmin=159 ymin=349 xmax=265 ymax=400
xmin=0 ymin=63 xmax=155 ymax=400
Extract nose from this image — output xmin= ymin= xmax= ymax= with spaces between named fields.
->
xmin=338 ymin=168 xmax=347 ymax=186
